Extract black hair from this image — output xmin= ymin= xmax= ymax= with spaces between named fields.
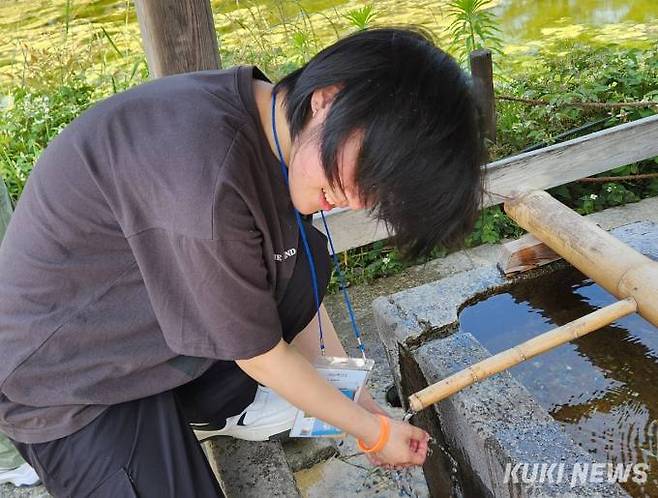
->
xmin=274 ymin=27 xmax=485 ymax=259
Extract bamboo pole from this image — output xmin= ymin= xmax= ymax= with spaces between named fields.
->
xmin=408 ymin=297 xmax=637 ymax=412
xmin=504 ymin=190 xmax=658 ymax=328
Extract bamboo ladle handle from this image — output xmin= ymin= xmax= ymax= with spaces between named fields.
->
xmin=408 ymin=297 xmax=638 ymax=413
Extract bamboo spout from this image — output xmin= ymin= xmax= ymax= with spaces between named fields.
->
xmin=408 ymin=297 xmax=637 ymax=413
xmin=504 ymin=190 xmax=658 ymax=328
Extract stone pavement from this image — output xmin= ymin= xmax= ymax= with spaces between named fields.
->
xmin=2 ymin=196 xmax=657 ymax=498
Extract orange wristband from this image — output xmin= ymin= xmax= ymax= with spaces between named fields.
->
xmin=357 ymin=415 xmax=391 ymax=453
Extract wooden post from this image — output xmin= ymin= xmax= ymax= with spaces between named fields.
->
xmin=134 ymin=0 xmax=221 ymax=78
xmin=469 ymin=49 xmax=496 ymax=143
xmin=0 ymin=179 xmax=12 ymax=244
xmin=504 ymin=190 xmax=658 ymax=328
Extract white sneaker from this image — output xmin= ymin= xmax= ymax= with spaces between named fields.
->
xmin=0 ymin=463 xmax=41 ymax=487
xmin=193 ymin=386 xmax=298 ymax=442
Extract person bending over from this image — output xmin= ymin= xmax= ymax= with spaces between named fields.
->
xmin=0 ymin=27 xmax=484 ymax=497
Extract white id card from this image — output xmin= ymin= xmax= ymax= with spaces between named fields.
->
xmin=290 ymin=356 xmax=375 ymax=438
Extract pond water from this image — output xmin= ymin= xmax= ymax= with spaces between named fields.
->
xmin=1 ymin=0 xmax=657 ymax=83
xmin=459 ymin=267 xmax=658 ymax=497
xmin=494 ymin=0 xmax=658 ymax=42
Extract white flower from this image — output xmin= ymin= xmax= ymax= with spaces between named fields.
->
xmin=589 ymin=194 xmax=598 ymax=200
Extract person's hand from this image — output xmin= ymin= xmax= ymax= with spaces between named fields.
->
xmin=365 ymin=418 xmax=430 ymax=469
xmin=356 ymin=390 xmax=393 ymax=465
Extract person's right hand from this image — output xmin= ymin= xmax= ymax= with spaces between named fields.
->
xmin=368 ymin=418 xmax=430 ymax=468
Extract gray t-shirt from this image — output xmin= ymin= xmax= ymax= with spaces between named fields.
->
xmin=0 ymin=66 xmax=303 ymax=444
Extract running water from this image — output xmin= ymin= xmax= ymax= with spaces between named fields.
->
xmin=389 ymin=411 xmax=461 ymax=497
xmin=390 ymin=467 xmax=419 ymax=497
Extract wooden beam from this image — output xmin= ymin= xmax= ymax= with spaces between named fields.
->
xmin=314 ymin=114 xmax=658 ymax=253
xmin=134 ymin=0 xmax=220 ymax=78
xmin=312 ymin=208 xmax=389 ymax=255
xmin=0 ymin=179 xmax=12 ymax=244
xmin=483 ymin=113 xmax=658 ymax=206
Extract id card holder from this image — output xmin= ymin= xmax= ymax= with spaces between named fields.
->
xmin=290 ymin=356 xmax=375 ymax=438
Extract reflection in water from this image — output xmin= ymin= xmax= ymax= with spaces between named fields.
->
xmin=493 ymin=0 xmax=657 ymax=42
xmin=459 ymin=268 xmax=658 ymax=497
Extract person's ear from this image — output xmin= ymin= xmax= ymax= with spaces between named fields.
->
xmin=310 ymin=85 xmax=341 ymax=118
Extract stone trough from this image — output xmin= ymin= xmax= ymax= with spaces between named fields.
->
xmin=374 ymin=221 xmax=658 ymax=498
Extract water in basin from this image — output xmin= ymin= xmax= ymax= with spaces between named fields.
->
xmin=459 ymin=267 xmax=658 ymax=497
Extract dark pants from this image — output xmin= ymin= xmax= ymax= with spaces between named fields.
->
xmin=12 ymin=224 xmax=330 ymax=498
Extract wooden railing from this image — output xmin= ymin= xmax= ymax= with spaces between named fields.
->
xmin=313 ymin=113 xmax=658 ymax=253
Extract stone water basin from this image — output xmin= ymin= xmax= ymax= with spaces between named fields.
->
xmin=460 ymin=267 xmax=658 ymax=497
xmin=374 ymin=221 xmax=658 ymax=498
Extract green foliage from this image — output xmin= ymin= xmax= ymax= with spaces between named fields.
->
xmin=343 ymin=5 xmax=377 ymax=31
xmin=0 ymin=80 xmax=95 ymax=203
xmin=465 ymin=206 xmax=525 ymax=245
xmin=290 ymin=30 xmax=314 ymax=65
xmin=328 ymin=241 xmax=401 ymax=292
xmin=219 ymin=0 xmax=329 ymax=78
xmin=446 ymin=0 xmax=503 ymax=63
xmin=548 ymin=166 xmax=656 ymax=217
xmin=327 ymin=240 xmax=446 ymax=292
xmin=492 ymin=40 xmax=658 ymax=221
xmin=494 ymin=42 xmax=658 ymax=157
xmin=0 ymin=27 xmax=147 ymax=203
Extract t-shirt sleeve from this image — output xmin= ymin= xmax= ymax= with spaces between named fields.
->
xmin=126 ymin=190 xmax=282 ymax=360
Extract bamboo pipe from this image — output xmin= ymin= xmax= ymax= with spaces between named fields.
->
xmin=408 ymin=297 xmax=637 ymax=412
xmin=504 ymin=190 xmax=658 ymax=328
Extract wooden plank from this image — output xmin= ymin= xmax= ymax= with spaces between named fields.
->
xmin=0 ymin=178 xmax=12 ymax=244
xmin=312 ymin=208 xmax=389 ymax=255
xmin=497 ymin=232 xmax=561 ymax=275
xmin=483 ymin=113 xmax=658 ymax=207
xmin=134 ymin=0 xmax=220 ymax=78
xmin=314 ymin=114 xmax=658 ymax=253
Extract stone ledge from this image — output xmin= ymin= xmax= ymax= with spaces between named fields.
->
xmin=204 ymin=438 xmax=301 ymax=497
xmin=282 ymin=438 xmax=338 ymax=473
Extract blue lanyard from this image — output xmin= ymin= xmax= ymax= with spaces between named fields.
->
xmin=270 ymin=91 xmax=366 ymax=359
